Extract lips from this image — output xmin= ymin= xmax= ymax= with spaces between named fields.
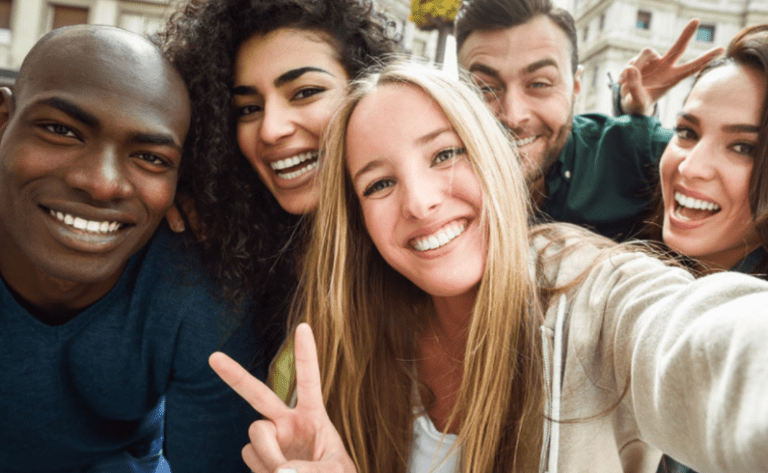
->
xmin=269 ymin=151 xmax=319 ymax=180
xmin=410 ymin=219 xmax=467 ymax=252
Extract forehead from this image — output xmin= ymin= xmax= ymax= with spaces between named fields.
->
xmin=17 ymin=43 xmax=190 ymax=141
xmin=346 ymin=83 xmax=453 ymax=161
xmin=234 ymin=28 xmax=345 ymax=85
xmin=686 ymin=63 xmax=765 ymax=122
xmin=458 ymin=15 xmax=572 ymax=78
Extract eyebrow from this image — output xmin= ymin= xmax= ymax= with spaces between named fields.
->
xmin=37 ymin=97 xmax=181 ymax=152
xmin=38 ymin=97 xmax=99 ymax=128
xmin=525 ymin=58 xmax=559 ymax=74
xmin=351 ymin=127 xmax=455 ymax=184
xmin=468 ymin=63 xmax=501 ymax=81
xmin=678 ymin=112 xmax=759 ymax=134
xmin=129 ymin=132 xmax=183 ymax=152
xmin=232 ymin=66 xmax=335 ymax=96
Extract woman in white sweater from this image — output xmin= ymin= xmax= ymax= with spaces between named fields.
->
xmin=210 ymin=60 xmax=768 ymax=473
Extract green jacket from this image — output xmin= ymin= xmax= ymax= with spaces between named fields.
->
xmin=540 ymin=113 xmax=673 ymax=241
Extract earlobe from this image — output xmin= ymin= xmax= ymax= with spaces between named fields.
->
xmin=0 ymin=87 xmax=13 ymax=129
xmin=572 ymin=65 xmax=583 ymax=99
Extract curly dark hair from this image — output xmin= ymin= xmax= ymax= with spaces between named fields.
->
xmin=155 ymin=0 xmax=400 ymax=358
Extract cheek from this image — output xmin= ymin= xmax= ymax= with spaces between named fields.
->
xmin=728 ymin=164 xmax=754 ymax=206
xmin=659 ymin=148 xmax=680 ymax=191
xmin=136 ymin=173 xmax=178 ymax=218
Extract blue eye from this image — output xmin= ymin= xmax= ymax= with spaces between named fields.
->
xmin=434 ymin=147 xmax=466 ymax=164
xmin=363 ymin=178 xmax=394 ymax=197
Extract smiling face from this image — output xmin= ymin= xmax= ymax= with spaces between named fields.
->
xmin=0 ymin=27 xmax=190 ymax=306
xmin=661 ymin=62 xmax=764 ymax=270
xmin=458 ymin=15 xmax=580 ymax=183
xmin=346 ymin=83 xmax=486 ymax=303
xmin=233 ymin=28 xmax=349 ymax=215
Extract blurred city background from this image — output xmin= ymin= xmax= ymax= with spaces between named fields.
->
xmin=2 ymin=0 xmax=768 ymax=126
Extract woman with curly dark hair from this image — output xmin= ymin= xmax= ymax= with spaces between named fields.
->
xmin=156 ymin=0 xmax=399 ymax=360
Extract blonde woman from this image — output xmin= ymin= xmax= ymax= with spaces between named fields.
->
xmin=211 ymin=61 xmax=768 ymax=473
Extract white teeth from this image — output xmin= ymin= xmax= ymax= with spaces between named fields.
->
xmin=49 ymin=209 xmax=123 ymax=234
xmin=411 ymin=223 xmax=467 ymax=252
xmin=269 ymin=151 xmax=318 ymax=171
xmin=674 ymin=192 xmax=720 ymax=211
xmin=278 ymin=160 xmax=318 ymax=180
xmin=514 ymin=136 xmax=537 ymax=147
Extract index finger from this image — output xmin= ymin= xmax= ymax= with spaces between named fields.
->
xmin=660 ymin=18 xmax=700 ymax=64
xmin=209 ymin=351 xmax=290 ymax=421
xmin=293 ymin=323 xmax=326 ymax=411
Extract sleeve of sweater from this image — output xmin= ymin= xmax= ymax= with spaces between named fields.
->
xmin=162 ymin=301 xmax=263 ymax=473
xmin=565 ymin=246 xmax=768 ymax=472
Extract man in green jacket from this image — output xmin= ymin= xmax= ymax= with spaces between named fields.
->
xmin=455 ymin=0 xmax=721 ymax=240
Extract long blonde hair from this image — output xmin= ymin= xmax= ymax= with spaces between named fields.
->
xmin=292 ymin=60 xmax=545 ymax=472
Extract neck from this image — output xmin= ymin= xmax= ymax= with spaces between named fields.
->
xmin=529 ymin=176 xmax=548 ymax=209
xmin=698 ymin=242 xmax=764 ymax=275
xmin=0 ymin=240 xmax=124 ymax=325
xmin=431 ymin=286 xmax=478 ymax=344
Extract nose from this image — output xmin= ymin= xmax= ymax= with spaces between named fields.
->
xmin=259 ymin=100 xmax=296 ymax=144
xmin=678 ymin=141 xmax=716 ymax=182
xmin=65 ymin=145 xmax=133 ymax=201
xmin=401 ymin=172 xmax=443 ymax=220
xmin=499 ymin=86 xmax=532 ymax=131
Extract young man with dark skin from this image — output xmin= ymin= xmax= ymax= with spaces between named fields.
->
xmin=0 ymin=25 xmax=258 ymax=472
xmin=455 ymin=0 xmax=722 ymax=240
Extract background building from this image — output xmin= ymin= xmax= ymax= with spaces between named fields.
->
xmin=0 ymin=0 xmax=442 ymax=87
xmin=3 ymin=0 xmax=768 ymax=111
xmin=0 ymin=0 xmax=172 ymax=85
xmin=574 ymin=0 xmax=768 ymax=126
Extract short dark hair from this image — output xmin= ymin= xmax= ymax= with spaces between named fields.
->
xmin=455 ymin=0 xmax=578 ymax=74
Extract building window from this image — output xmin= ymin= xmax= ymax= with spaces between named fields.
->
xmin=0 ymin=0 xmax=11 ymax=30
xmin=51 ymin=4 xmax=89 ymax=29
xmin=592 ymin=64 xmax=599 ymax=88
xmin=636 ymin=10 xmax=651 ymax=30
xmin=697 ymin=24 xmax=715 ymax=42
xmin=583 ymin=25 xmax=589 ymax=42
xmin=599 ymin=13 xmax=605 ymax=31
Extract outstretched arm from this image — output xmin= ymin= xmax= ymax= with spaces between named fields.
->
xmin=210 ymin=324 xmax=357 ymax=473
xmin=618 ymin=19 xmax=724 ymax=116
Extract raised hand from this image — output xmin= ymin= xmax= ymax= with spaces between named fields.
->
xmin=209 ymin=323 xmax=356 ymax=473
xmin=618 ymin=18 xmax=724 ymax=116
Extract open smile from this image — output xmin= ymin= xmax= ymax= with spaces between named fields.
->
xmin=269 ymin=151 xmax=319 ymax=180
xmin=514 ymin=135 xmax=538 ymax=147
xmin=673 ymin=191 xmax=721 ymax=222
xmin=46 ymin=207 xmax=126 ymax=234
xmin=410 ymin=219 xmax=467 ymax=252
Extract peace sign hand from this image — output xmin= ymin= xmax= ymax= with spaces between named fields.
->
xmin=618 ymin=18 xmax=724 ymax=116
xmin=209 ymin=323 xmax=356 ymax=473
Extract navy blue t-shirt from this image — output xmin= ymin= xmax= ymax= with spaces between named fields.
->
xmin=0 ymin=224 xmax=263 ymax=473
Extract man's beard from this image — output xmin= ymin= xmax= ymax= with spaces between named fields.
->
xmin=522 ymin=114 xmax=572 ymax=186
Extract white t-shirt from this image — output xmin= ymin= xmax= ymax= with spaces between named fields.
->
xmin=407 ymin=414 xmax=459 ymax=472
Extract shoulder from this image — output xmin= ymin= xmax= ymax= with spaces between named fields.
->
xmin=573 ymin=113 xmax=669 ymax=141
xmin=131 ymin=224 xmax=248 ymax=335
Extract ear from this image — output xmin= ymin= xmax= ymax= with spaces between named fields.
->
xmin=572 ymin=65 xmax=583 ymax=100
xmin=165 ymin=204 xmax=186 ymax=233
xmin=0 ymin=87 xmax=13 ymax=131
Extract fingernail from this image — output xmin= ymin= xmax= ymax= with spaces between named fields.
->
xmin=277 ymin=469 xmax=298 ymax=473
